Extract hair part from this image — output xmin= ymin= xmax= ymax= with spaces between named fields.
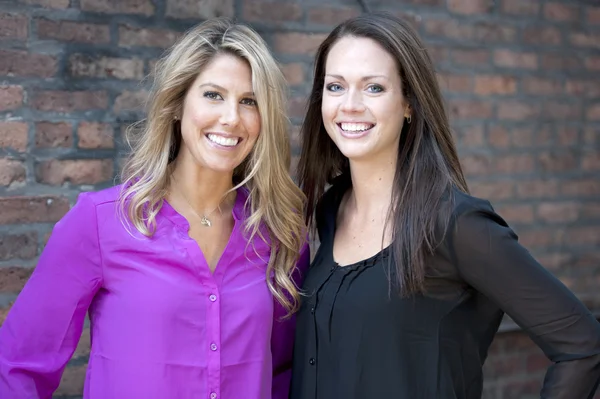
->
xmin=120 ymin=18 xmax=306 ymax=314
xmin=298 ymin=12 xmax=469 ymax=296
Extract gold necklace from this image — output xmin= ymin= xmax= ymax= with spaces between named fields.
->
xmin=171 ymin=177 xmax=234 ymax=227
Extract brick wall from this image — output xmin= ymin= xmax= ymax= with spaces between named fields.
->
xmin=0 ymin=0 xmax=598 ymax=397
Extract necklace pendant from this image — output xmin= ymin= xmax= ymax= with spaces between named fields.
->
xmin=200 ymin=216 xmax=212 ymax=227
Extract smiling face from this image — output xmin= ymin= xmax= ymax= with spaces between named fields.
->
xmin=321 ymin=36 xmax=410 ymax=163
xmin=177 ymin=52 xmax=261 ymax=175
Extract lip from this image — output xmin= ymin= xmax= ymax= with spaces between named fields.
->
xmin=336 ymin=122 xmax=375 ymax=139
xmin=204 ymin=132 xmax=243 ymax=150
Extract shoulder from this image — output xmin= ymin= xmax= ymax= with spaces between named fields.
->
xmin=444 ymin=187 xmax=514 ymax=245
xmin=79 ymin=184 xmax=123 ymax=208
xmin=57 ymin=184 xmax=124 ymax=231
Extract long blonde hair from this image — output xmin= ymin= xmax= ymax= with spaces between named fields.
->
xmin=120 ymin=18 xmax=306 ymax=314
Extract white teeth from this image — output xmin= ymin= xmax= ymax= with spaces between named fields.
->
xmin=207 ymin=134 xmax=239 ymax=147
xmin=340 ymin=122 xmax=373 ymax=132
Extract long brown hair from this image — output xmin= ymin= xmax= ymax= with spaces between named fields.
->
xmin=298 ymin=12 xmax=468 ymax=295
xmin=120 ymin=18 xmax=306 ymax=314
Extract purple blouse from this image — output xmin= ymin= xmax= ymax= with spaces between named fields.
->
xmin=0 ymin=185 xmax=309 ymax=399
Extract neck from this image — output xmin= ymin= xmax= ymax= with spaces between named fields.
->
xmin=169 ymin=162 xmax=235 ymax=214
xmin=346 ymin=154 xmax=397 ymax=216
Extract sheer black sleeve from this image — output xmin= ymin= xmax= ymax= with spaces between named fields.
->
xmin=449 ymin=196 xmax=600 ymax=398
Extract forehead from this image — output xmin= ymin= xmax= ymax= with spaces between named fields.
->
xmin=325 ymin=36 xmax=398 ymax=77
xmin=194 ymin=52 xmax=253 ymax=87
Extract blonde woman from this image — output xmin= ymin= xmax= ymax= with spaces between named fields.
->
xmin=0 ymin=18 xmax=309 ymax=399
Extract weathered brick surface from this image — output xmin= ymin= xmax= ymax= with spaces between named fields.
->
xmin=1 ymin=0 xmax=599 ymax=397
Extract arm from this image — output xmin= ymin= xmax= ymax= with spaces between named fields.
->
xmin=271 ymin=242 xmax=310 ymax=399
xmin=0 ymin=193 xmax=103 ymax=398
xmin=450 ymin=199 xmax=600 ymax=399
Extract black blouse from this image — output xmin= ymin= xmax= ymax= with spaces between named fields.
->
xmin=290 ymin=177 xmax=600 ymax=399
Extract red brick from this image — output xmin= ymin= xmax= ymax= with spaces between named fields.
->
xmin=78 ymin=122 xmax=114 ymax=149
xmin=583 ymin=151 xmax=600 ymax=171
xmin=495 ymin=204 xmax=535 ymax=224
xmin=522 ymin=26 xmax=562 ymax=45
xmin=37 ymin=19 xmax=110 ymax=44
xmin=517 ymin=179 xmax=559 ymax=198
xmin=0 ymin=267 xmax=34 ymax=294
xmin=0 ymin=86 xmax=24 ymax=111
xmin=165 ymin=0 xmax=234 ymax=19
xmin=55 ymin=363 xmax=87 ymax=396
xmin=544 ymin=2 xmax=579 ymax=22
xmin=113 ymin=90 xmax=150 ymax=113
xmin=0 ymin=196 xmax=70 ymax=224
xmin=521 ymin=77 xmax=562 ymax=95
xmin=0 ymin=122 xmax=28 ymax=152
xmin=500 ymin=0 xmax=540 ymax=15
xmin=0 ymin=13 xmax=28 ymax=39
xmin=281 ymin=63 xmax=304 ymax=86
xmin=35 ymin=122 xmax=72 ymax=148
xmin=0 ymin=233 xmax=38 ymax=261
xmin=583 ymin=203 xmax=600 ymax=219
xmin=583 ymin=127 xmax=598 ymax=145
xmin=438 ymin=73 xmax=471 ymax=93
xmin=69 ymin=54 xmax=144 ymax=80
xmin=289 ymin=125 xmax=300 ymax=150
xmin=537 ymin=202 xmax=580 ymax=223
xmin=511 ymin=126 xmax=539 ymax=147
xmin=494 ymin=49 xmax=538 ymax=69
xmin=474 ymin=75 xmax=516 ymax=95
xmin=448 ymin=0 xmax=493 ymax=14
xmin=460 ymin=154 xmax=492 ymax=176
xmin=118 ymin=25 xmax=181 ymax=48
xmin=426 ymin=45 xmax=448 ymax=65
xmin=542 ymin=54 xmax=581 ymax=71
xmin=497 ymin=101 xmax=540 ymax=120
xmin=0 ymin=158 xmax=26 ymax=187
xmin=455 ymin=124 xmax=484 ymax=148
xmin=495 ymin=154 xmax=535 ymax=174
xmin=586 ymin=103 xmax=600 ymax=121
xmin=473 ymin=22 xmax=517 ymax=43
xmin=586 ymin=56 xmax=600 ymax=71
xmin=566 ymin=80 xmax=600 ymax=98
xmin=288 ymin=96 xmax=307 ymax=120
xmin=526 ymin=352 xmax=551 ymax=372
xmin=274 ymin=33 xmax=328 ymax=56
xmin=543 ymin=102 xmax=582 ymax=120
xmin=36 ymin=159 xmax=113 ymax=185
xmin=561 ymin=179 xmax=600 ymax=197
xmin=424 ymin=19 xmax=474 ymax=40
xmin=469 ymin=180 xmax=515 ymax=200
xmin=556 ymin=126 xmax=579 ymax=146
xmin=588 ymin=6 xmax=600 ymax=24
xmin=566 ymin=226 xmax=600 ymax=246
xmin=81 ymin=0 xmax=154 ymax=16
xmin=487 ymin=124 xmax=511 ymax=148
xmin=19 ymin=0 xmax=69 ymax=8
xmin=32 ymin=91 xmax=108 ymax=112
xmin=450 ymin=48 xmax=491 ymax=67
xmin=539 ymin=151 xmax=578 ymax=172
xmin=243 ymin=1 xmax=303 ymax=23
xmin=448 ymin=99 xmax=493 ymax=120
xmin=0 ymin=50 xmax=57 ymax=78
xmin=307 ymin=6 xmax=360 ymax=26
xmin=570 ymin=32 xmax=600 ymax=49
xmin=519 ymin=229 xmax=561 ymax=248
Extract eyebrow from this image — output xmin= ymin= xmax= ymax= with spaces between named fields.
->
xmin=198 ymin=83 xmax=254 ymax=97
xmin=325 ymin=74 xmax=388 ymax=81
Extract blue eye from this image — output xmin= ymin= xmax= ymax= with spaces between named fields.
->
xmin=367 ymin=84 xmax=384 ymax=93
xmin=241 ymin=98 xmax=257 ymax=106
xmin=203 ymin=91 xmax=222 ymax=100
xmin=326 ymin=83 xmax=343 ymax=92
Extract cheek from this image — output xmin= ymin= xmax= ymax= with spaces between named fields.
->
xmin=244 ymin=111 xmax=261 ymax=138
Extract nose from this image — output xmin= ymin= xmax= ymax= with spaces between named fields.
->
xmin=340 ymin=89 xmax=365 ymax=113
xmin=219 ymin=101 xmax=240 ymax=126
